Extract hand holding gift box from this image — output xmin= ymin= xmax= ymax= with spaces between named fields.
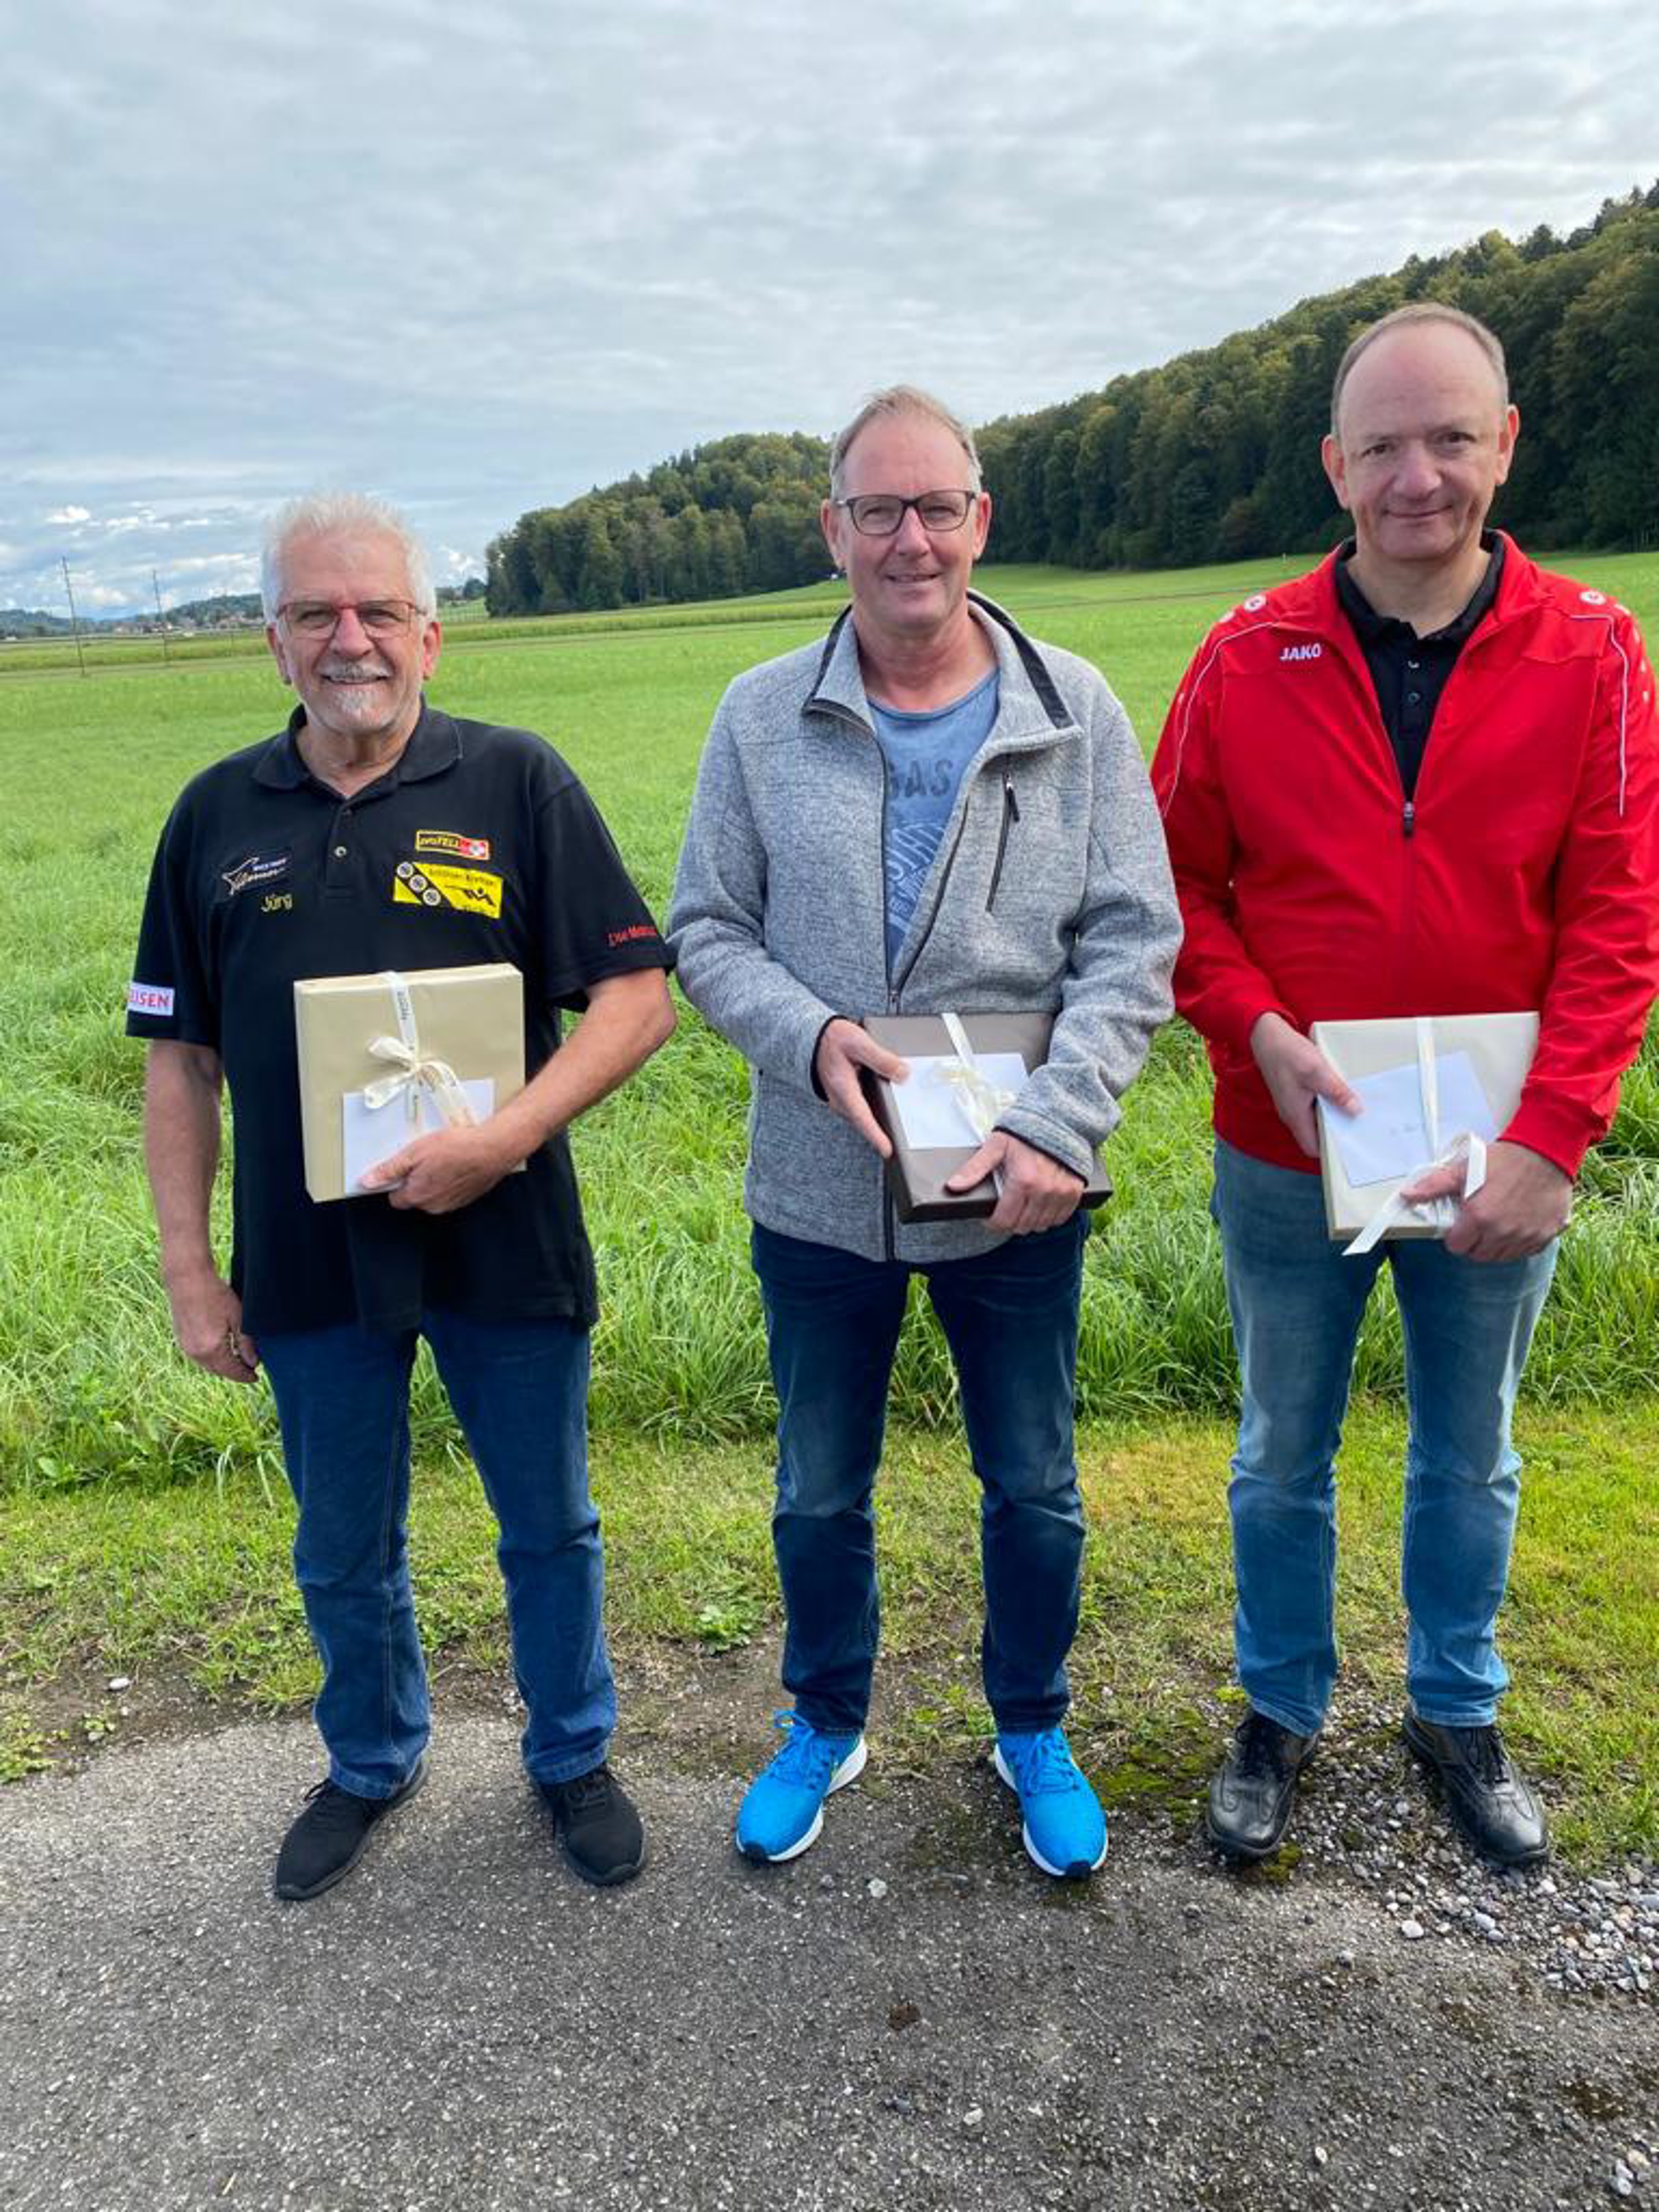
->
xmin=859 ymin=1010 xmax=1112 ymax=1224
xmin=294 ymin=965 xmax=526 ymax=1201
xmin=1311 ymin=1011 xmax=1539 ymax=1250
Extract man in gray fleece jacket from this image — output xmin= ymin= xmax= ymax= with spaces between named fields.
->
xmin=669 ymin=386 xmax=1179 ymax=1878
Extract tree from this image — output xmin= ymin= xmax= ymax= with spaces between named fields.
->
xmin=484 ymin=188 xmax=1659 ymax=610
xmin=577 ymin=511 xmax=624 ymax=610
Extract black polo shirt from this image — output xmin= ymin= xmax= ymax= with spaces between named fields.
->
xmin=1335 ymin=532 xmax=1505 ymax=800
xmin=127 ymin=703 xmax=671 ymax=1336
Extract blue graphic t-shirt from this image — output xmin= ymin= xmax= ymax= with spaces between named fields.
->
xmin=870 ymin=668 xmax=1000 ymax=970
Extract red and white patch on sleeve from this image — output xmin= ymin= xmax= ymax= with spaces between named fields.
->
xmin=127 ymin=982 xmax=175 ymax=1015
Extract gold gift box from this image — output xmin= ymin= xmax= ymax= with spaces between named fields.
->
xmin=1311 ymin=1011 xmax=1539 ymax=1241
xmin=293 ymin=964 xmax=526 ymax=1202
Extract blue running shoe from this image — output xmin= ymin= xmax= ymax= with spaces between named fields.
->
xmin=993 ymin=1728 xmax=1107 ymax=1877
xmin=736 ymin=1711 xmax=868 ymax=1864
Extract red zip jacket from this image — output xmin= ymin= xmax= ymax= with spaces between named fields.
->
xmin=1151 ymin=536 xmax=1659 ymax=1177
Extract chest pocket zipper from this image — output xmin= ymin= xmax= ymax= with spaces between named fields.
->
xmin=987 ymin=769 xmax=1020 ymax=912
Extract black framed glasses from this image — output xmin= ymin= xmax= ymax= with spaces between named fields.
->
xmin=277 ymin=599 xmax=423 ymax=637
xmin=832 ymin=490 xmax=977 ymax=537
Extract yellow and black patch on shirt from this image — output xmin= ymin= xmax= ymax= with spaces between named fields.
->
xmin=393 ymin=859 xmax=504 ymax=918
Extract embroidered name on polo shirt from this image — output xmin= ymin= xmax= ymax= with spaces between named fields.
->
xmin=220 ymin=851 xmax=291 ymax=897
xmin=414 ymin=830 xmax=492 ymax=861
xmin=1280 ymin=643 xmax=1323 ymax=662
xmin=127 ymin=982 xmax=175 ymax=1015
xmin=393 ymin=859 xmax=504 ymax=917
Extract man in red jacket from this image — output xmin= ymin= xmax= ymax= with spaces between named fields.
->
xmin=1152 ymin=303 xmax=1659 ymax=1867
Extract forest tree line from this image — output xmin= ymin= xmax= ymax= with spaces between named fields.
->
xmin=486 ymin=431 xmax=831 ymax=615
xmin=486 ymin=186 xmax=1659 ymax=615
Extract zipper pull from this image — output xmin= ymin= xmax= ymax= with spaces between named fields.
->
xmin=1402 ymin=799 xmax=1416 ymax=839
xmin=1004 ymin=768 xmax=1020 ymax=820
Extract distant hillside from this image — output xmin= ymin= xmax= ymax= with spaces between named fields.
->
xmin=977 ymin=183 xmax=1659 ymax=571
xmin=0 ymin=592 xmax=262 ymax=638
xmin=487 ymin=431 xmax=828 ymax=618
xmin=0 ymin=609 xmax=78 ymax=638
xmin=164 ymin=593 xmax=264 ymax=627
xmin=487 ymin=183 xmax=1659 ymax=615
xmin=0 ymin=582 xmax=484 ymax=642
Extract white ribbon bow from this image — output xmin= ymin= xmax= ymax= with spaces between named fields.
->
xmin=360 ymin=972 xmax=477 ymax=1133
xmin=1344 ymin=1017 xmax=1486 ymax=1256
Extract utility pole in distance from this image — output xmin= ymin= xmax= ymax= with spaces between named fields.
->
xmin=61 ymin=559 xmax=86 ymax=677
xmin=152 ymin=569 xmax=171 ymax=665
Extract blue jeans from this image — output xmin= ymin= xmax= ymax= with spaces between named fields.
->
xmin=260 ymin=1309 xmax=614 ymax=1798
xmin=751 ymin=1218 xmax=1089 ymax=1736
xmin=1211 ymin=1141 xmax=1557 ymax=1735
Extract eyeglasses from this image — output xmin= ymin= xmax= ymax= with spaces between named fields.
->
xmin=832 ymin=490 xmax=977 ymax=537
xmin=277 ymin=599 xmax=423 ymax=637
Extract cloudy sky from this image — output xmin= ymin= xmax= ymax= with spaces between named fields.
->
xmin=5 ymin=0 xmax=1655 ymax=615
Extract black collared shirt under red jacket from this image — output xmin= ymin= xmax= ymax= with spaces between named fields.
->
xmin=1150 ymin=535 xmax=1659 ymax=1179
xmin=1334 ymin=531 xmax=1505 ymax=801
xmin=126 ymin=702 xmax=672 ymax=1336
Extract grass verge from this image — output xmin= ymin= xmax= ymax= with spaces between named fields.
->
xmin=4 ymin=552 xmax=1658 ymax=1489
xmin=2 ymin=1402 xmax=1652 ymax=1864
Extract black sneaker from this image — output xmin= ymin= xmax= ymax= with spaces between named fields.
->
xmin=273 ymin=1758 xmax=426 ymax=1901
xmin=1206 ymin=1710 xmax=1320 ymax=1861
xmin=541 ymin=1762 xmax=646 ymax=1887
xmin=1402 ymin=1708 xmax=1549 ymax=1867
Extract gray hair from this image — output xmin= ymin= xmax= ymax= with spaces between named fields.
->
xmin=828 ymin=385 xmax=983 ymax=499
xmin=260 ymin=491 xmax=436 ymax=619
xmin=1331 ymin=303 xmax=1509 ymax=435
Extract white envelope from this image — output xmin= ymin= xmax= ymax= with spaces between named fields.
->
xmin=891 ymin=1052 xmax=1032 ymax=1150
xmin=1318 ymin=1050 xmax=1497 ymax=1188
xmin=340 ymin=1077 xmax=496 ymax=1196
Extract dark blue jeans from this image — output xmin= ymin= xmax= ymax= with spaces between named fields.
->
xmin=751 ymin=1218 xmax=1089 ymax=1736
xmin=260 ymin=1309 xmax=614 ymax=1798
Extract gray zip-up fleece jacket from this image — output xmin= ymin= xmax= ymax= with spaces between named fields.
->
xmin=668 ymin=592 xmax=1180 ymax=1263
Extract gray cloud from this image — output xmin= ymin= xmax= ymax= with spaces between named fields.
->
xmin=3 ymin=0 xmax=1655 ymax=612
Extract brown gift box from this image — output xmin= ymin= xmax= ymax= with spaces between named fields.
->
xmin=859 ymin=1012 xmax=1112 ymax=1224
xmin=293 ymin=964 xmax=526 ymax=1203
xmin=1310 ymin=1011 xmax=1539 ymax=1241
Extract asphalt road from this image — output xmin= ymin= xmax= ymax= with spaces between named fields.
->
xmin=2 ymin=1715 xmax=1654 ymax=2212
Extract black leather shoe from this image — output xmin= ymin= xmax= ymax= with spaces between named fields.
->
xmin=1402 ymin=1709 xmax=1549 ymax=1867
xmin=274 ymin=1758 xmax=426 ymax=1901
xmin=541 ymin=1763 xmax=647 ymax=1887
xmin=1206 ymin=1710 xmax=1320 ymax=1860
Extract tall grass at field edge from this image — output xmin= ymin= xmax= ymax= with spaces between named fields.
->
xmin=4 ymin=554 xmax=1658 ymax=1496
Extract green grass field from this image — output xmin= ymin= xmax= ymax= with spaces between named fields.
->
xmin=3 ymin=552 xmax=1656 ymax=1855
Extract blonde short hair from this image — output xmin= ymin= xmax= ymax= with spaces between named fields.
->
xmin=828 ymin=386 xmax=982 ymax=499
